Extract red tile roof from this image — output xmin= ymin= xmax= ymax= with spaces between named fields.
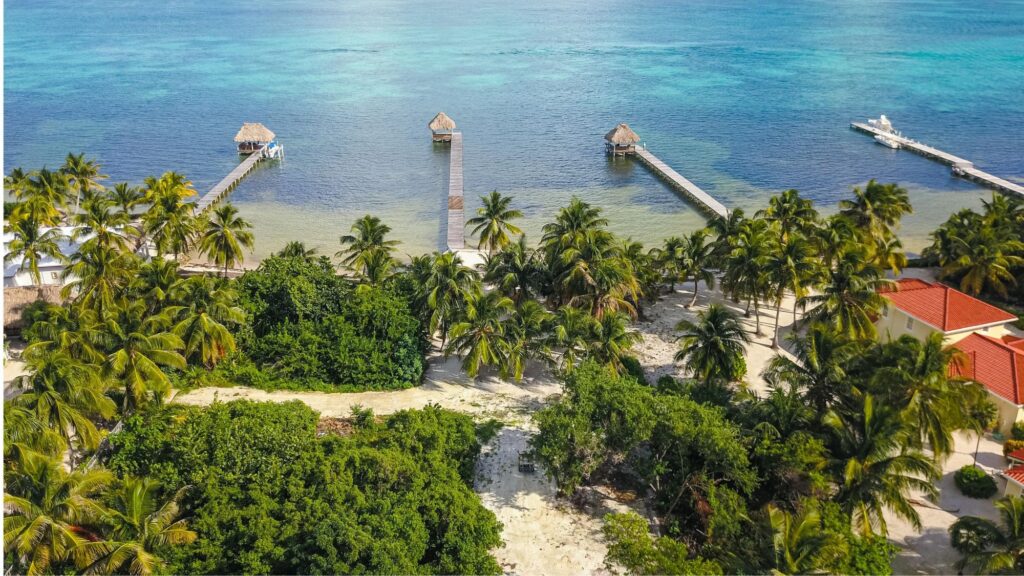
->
xmin=1005 ymin=465 xmax=1024 ymax=486
xmin=953 ymin=333 xmax=1024 ymax=404
xmin=1008 ymin=449 xmax=1024 ymax=463
xmin=880 ymin=279 xmax=1016 ymax=332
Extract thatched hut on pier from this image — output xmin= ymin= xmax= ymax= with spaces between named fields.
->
xmin=234 ymin=123 xmax=276 ymax=154
xmin=429 ymin=112 xmax=457 ymax=142
xmin=605 ymin=123 xmax=641 ymax=155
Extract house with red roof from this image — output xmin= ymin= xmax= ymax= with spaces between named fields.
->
xmin=877 ymin=278 xmax=1017 ymax=344
xmin=878 ymin=278 xmax=1022 ymax=435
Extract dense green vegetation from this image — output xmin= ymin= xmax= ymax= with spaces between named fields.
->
xmin=107 ymin=401 xmax=502 ymax=574
xmin=6 ymin=154 xmax=1023 ymax=574
xmin=955 ymin=465 xmax=999 ymax=499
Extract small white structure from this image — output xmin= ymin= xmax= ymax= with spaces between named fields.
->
xmin=3 ymin=226 xmax=82 ymax=288
xmin=868 ymin=114 xmax=894 ymax=133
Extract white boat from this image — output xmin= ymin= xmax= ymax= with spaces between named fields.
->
xmin=874 ymin=134 xmax=900 ymax=149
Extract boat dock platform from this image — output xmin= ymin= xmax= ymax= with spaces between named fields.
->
xmin=851 ymin=122 xmax=1024 ymax=197
xmin=446 ymin=131 xmax=465 ymax=250
xmin=633 ymin=147 xmax=729 ymax=218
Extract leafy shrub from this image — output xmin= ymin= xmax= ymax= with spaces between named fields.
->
xmin=621 ymin=355 xmax=647 ymax=384
xmin=107 ymin=400 xmax=502 ymax=575
xmin=234 ymin=256 xmax=427 ymax=391
xmin=1012 ymin=421 xmax=1024 ymax=441
xmin=1004 ymin=438 xmax=1024 ymax=457
xmin=602 ymin=512 xmax=721 ymax=575
xmin=955 ymin=465 xmax=998 ymax=499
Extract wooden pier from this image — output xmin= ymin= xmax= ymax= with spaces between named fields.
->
xmin=446 ymin=132 xmax=465 ymax=250
xmin=194 ymin=146 xmax=269 ymax=213
xmin=633 ymin=147 xmax=729 ymax=218
xmin=851 ymin=122 xmax=1024 ymax=197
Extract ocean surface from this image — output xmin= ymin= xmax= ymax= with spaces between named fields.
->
xmin=5 ymin=0 xmax=1024 ymax=259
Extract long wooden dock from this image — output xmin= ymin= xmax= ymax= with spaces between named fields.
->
xmin=194 ymin=146 xmax=268 ymax=213
xmin=851 ymin=122 xmax=1024 ymax=197
xmin=633 ymin=147 xmax=729 ymax=218
xmin=446 ymin=132 xmax=465 ymax=250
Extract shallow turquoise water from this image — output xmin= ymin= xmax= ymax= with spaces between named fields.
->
xmin=5 ymin=0 xmax=1024 ymax=258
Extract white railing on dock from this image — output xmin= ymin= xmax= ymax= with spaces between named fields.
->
xmin=850 ymin=122 xmax=1024 ymax=197
xmin=194 ymin=145 xmax=268 ymax=213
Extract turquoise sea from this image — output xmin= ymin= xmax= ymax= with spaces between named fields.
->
xmin=5 ymin=0 xmax=1024 ymax=259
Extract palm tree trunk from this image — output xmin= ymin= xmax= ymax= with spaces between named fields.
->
xmin=689 ymin=279 xmax=698 ymax=308
xmin=754 ymin=299 xmax=763 ymax=336
xmin=974 ymin=432 xmax=982 ymax=466
xmin=745 ymin=298 xmax=752 ymax=318
xmin=772 ymin=296 xmax=783 ymax=348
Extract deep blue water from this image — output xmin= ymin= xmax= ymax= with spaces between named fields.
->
xmin=5 ymin=0 xmax=1024 ymax=257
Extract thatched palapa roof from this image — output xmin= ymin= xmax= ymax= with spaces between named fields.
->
xmin=605 ymin=123 xmax=640 ymax=145
xmin=428 ymin=112 xmax=457 ymax=132
xmin=234 ymin=123 xmax=276 ymax=143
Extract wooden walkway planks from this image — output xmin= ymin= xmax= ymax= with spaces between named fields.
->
xmin=194 ymin=146 xmax=266 ymax=213
xmin=633 ymin=148 xmax=729 ymax=218
xmin=851 ymin=122 xmax=1024 ymax=197
xmin=446 ymin=132 xmax=465 ymax=250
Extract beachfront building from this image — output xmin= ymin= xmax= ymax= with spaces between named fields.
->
xmin=429 ymin=112 xmax=457 ymax=142
xmin=234 ymin=123 xmax=278 ymax=155
xmin=604 ymin=123 xmax=641 ymax=156
xmin=877 ymin=279 xmax=1016 ymax=345
xmin=3 ymin=226 xmax=82 ymax=287
xmin=878 ymin=278 xmax=1022 ymax=435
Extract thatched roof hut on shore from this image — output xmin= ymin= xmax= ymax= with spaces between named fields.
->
xmin=234 ymin=123 xmax=276 ymax=154
xmin=605 ymin=123 xmax=641 ymax=155
xmin=429 ymin=112 xmax=457 ymax=142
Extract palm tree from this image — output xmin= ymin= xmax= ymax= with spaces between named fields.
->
xmin=675 ymin=304 xmax=750 ymax=384
xmin=814 ymin=215 xmax=857 ymax=270
xmin=19 ymin=168 xmax=72 ymax=224
xmin=680 ymin=229 xmax=716 ymax=308
xmin=873 ymin=334 xmax=977 ymax=460
xmin=108 ymin=182 xmax=145 ymax=217
xmin=21 ymin=306 xmax=104 ymax=364
xmin=466 ymin=191 xmax=523 ymax=254
xmin=73 ymin=195 xmax=131 ymax=252
xmin=424 ymin=251 xmax=480 ymax=349
xmin=3 ymin=402 xmax=68 ymax=458
xmin=357 ymin=246 xmax=396 ymax=285
xmin=100 ymin=300 xmax=186 ymax=412
xmin=4 ymin=216 xmax=67 ymax=285
xmin=501 ymin=299 xmax=553 ymax=381
xmin=838 ymin=180 xmax=912 ymax=240
xmin=62 ymin=152 xmax=107 ymax=214
xmin=198 ymin=203 xmax=254 ymax=276
xmin=871 ymin=235 xmax=908 ymax=276
xmin=707 ymin=208 xmax=746 ymax=260
xmin=130 ymin=257 xmax=181 ymax=313
xmin=11 ymin=349 xmax=117 ymax=453
xmin=552 ymin=306 xmax=599 ymax=372
xmin=589 ymin=312 xmax=642 ymax=376
xmin=276 ymin=240 xmax=317 ymax=258
xmin=80 ymin=478 xmax=197 ymax=576
xmin=3 ymin=451 xmax=112 ymax=575
xmin=764 ymin=502 xmax=844 ymax=575
xmin=825 ymin=394 xmax=939 ymax=536
xmin=171 ymin=275 xmax=245 ymax=368
xmin=941 ymin=226 xmax=1024 ymax=298
xmin=140 ymin=172 xmax=198 ymax=258
xmin=61 ymin=243 xmax=138 ymax=316
xmin=799 ymin=250 xmax=891 ymax=341
xmin=336 ymin=214 xmax=400 ymax=272
xmin=446 ymin=290 xmax=514 ymax=378
xmin=482 ymin=235 xmax=540 ymax=304
xmin=763 ymin=236 xmax=818 ymax=348
xmin=722 ymin=217 xmax=772 ymax=334
xmin=658 ymin=235 xmax=687 ymax=291
xmin=758 ymin=189 xmax=819 ymax=243
xmin=540 ymin=198 xmax=612 ymax=306
xmin=765 ymin=325 xmax=858 ymax=418
xmin=950 ymin=495 xmax=1024 ymax=574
